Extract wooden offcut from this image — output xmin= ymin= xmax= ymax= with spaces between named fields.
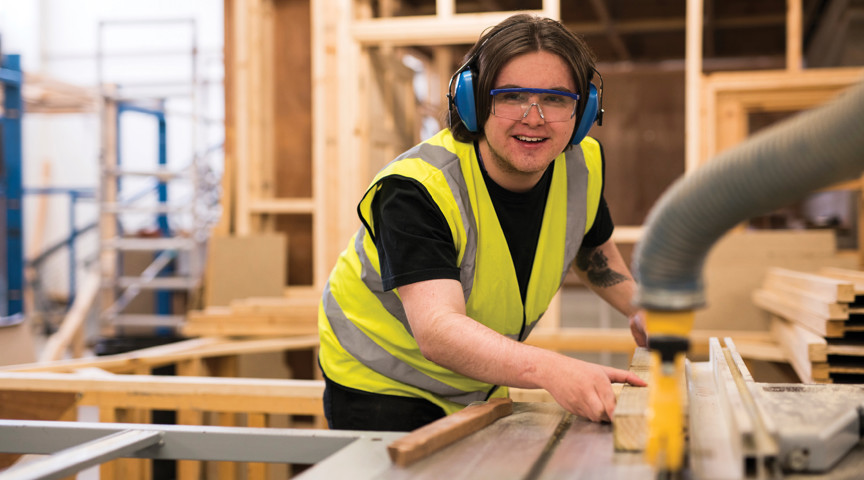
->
xmin=387 ymin=397 xmax=514 ymax=467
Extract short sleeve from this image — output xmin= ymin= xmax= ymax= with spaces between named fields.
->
xmin=369 ymin=177 xmax=461 ymax=291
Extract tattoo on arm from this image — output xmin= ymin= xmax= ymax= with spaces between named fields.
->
xmin=575 ymin=248 xmax=628 ymax=288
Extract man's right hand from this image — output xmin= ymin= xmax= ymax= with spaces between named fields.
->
xmin=542 ymin=357 xmax=646 ymax=422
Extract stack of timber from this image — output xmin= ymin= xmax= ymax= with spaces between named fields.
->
xmin=183 ymin=288 xmax=319 ymax=337
xmin=753 ymin=267 xmax=864 ymax=383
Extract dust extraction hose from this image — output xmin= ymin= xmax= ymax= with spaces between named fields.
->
xmin=634 ymin=78 xmax=864 ymax=311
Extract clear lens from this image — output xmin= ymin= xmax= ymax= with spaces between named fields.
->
xmin=491 ymin=88 xmax=578 ymax=122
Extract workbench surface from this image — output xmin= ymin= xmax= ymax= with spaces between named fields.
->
xmin=298 ymin=402 xmax=651 ymax=479
xmin=297 ymin=399 xmax=864 ymax=480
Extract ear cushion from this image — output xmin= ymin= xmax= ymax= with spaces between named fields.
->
xmin=453 ymin=69 xmax=478 ymax=132
xmin=571 ymin=83 xmax=599 ymax=145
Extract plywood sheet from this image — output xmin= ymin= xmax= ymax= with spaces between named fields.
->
xmin=203 ymin=234 xmax=287 ymax=307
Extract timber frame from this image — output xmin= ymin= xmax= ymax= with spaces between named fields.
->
xmin=219 ymin=0 xmax=864 ymax=300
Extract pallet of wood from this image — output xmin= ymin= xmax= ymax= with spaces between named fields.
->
xmin=753 ymin=267 xmax=864 ymax=383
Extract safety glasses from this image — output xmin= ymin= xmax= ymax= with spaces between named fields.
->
xmin=490 ymin=88 xmax=580 ymax=122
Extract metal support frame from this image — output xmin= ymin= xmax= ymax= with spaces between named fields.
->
xmin=115 ymin=100 xmax=174 ymax=317
xmin=0 ymin=420 xmax=402 ymax=480
xmin=0 ymin=54 xmax=23 ymax=318
xmin=23 ymin=187 xmax=96 ymax=306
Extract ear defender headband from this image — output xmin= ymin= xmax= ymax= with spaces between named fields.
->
xmin=447 ymin=30 xmax=605 ymax=145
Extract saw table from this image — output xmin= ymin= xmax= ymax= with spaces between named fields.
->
xmin=295 ymin=337 xmax=864 ymax=480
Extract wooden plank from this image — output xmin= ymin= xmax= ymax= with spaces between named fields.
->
xmin=23 ymin=161 xmax=51 ymax=326
xmin=0 ymin=390 xmax=78 ymax=421
xmin=214 ymin=0 xmax=236 ymax=236
xmin=99 ymin=89 xmax=119 ymax=335
xmin=759 ymin=282 xmax=848 ymax=319
xmin=685 ymin=0 xmax=703 ymax=172
xmin=826 ymin=342 xmax=864 ymax=357
xmin=819 ymin=267 xmax=864 ymax=294
xmin=387 ymin=398 xmax=513 ymax=467
xmin=786 ymin=0 xmax=803 ymax=71
xmin=526 ymin=327 xmax=779 ymax=359
xmin=228 ymin=295 xmax=318 ymax=315
xmin=248 ymin=198 xmax=315 ymax=214
xmin=612 ymin=347 xmax=650 ymax=451
xmin=181 ymin=319 xmax=318 ymax=337
xmin=3 ymin=335 xmax=320 ymax=374
xmin=770 ymin=316 xmax=828 ymax=383
xmin=39 ymin=272 xmax=101 ymax=362
xmin=765 ymin=267 xmax=855 ymax=303
xmin=176 ymin=357 xmax=205 ymax=480
xmin=0 ymin=373 xmax=325 ymax=415
xmin=753 ymin=288 xmax=845 ymax=338
xmin=349 ymin=11 xmax=546 ymax=46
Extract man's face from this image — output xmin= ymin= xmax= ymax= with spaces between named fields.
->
xmin=478 ymin=50 xmax=577 ymax=192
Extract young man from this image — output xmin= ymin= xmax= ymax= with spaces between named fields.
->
xmin=318 ymin=13 xmax=647 ymax=432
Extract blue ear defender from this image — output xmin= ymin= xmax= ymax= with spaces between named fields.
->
xmin=571 ymin=83 xmax=599 ymax=145
xmin=452 ymin=68 xmax=479 ymax=132
xmin=451 ymin=66 xmax=603 ymax=145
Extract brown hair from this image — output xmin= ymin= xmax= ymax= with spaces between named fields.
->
xmin=448 ymin=14 xmax=597 ymax=143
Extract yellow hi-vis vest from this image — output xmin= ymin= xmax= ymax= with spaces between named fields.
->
xmin=318 ymin=129 xmax=604 ymax=415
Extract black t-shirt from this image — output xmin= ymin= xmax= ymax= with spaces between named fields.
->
xmin=369 ymin=144 xmax=614 ymax=301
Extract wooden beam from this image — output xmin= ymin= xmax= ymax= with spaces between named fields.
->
xmin=525 ymin=327 xmax=779 ymax=359
xmin=247 ymin=198 xmax=315 ymax=214
xmin=753 ymin=288 xmax=845 ymax=338
xmin=39 ymin=272 xmax=101 ymax=362
xmin=764 ymin=267 xmax=855 ymax=303
xmin=685 ymin=0 xmax=703 ymax=173
xmin=350 ymin=11 xmax=547 ymax=46
xmin=0 ymin=372 xmax=325 ymax=415
xmin=755 ymin=285 xmax=849 ymax=320
xmin=819 ymin=267 xmax=864 ymax=293
xmin=786 ymin=0 xmax=803 ymax=71
xmin=4 ymin=335 xmax=318 ymax=373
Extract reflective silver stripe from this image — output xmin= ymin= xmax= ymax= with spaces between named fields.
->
xmin=409 ymin=143 xmax=478 ymax=301
xmin=522 ymin=147 xmax=589 ymax=338
xmin=354 ymin=228 xmax=412 ymax=336
xmin=522 ymin=315 xmax=543 ymax=339
xmin=560 ymin=145 xmax=589 ymax=284
xmin=356 ymin=142 xmax=478 ymax=305
xmin=323 ymin=282 xmax=488 ymax=405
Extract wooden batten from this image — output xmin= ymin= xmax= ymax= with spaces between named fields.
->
xmin=612 ymin=347 xmax=651 ymax=451
xmin=764 ymin=267 xmax=855 ymax=304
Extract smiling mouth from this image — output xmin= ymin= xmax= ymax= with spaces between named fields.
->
xmin=515 ymin=135 xmax=547 ymax=143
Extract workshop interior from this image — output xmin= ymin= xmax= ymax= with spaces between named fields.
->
xmin=1 ymin=0 xmax=864 ymax=478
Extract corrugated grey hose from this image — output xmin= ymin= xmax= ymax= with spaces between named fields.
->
xmin=634 ymin=79 xmax=864 ymax=311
